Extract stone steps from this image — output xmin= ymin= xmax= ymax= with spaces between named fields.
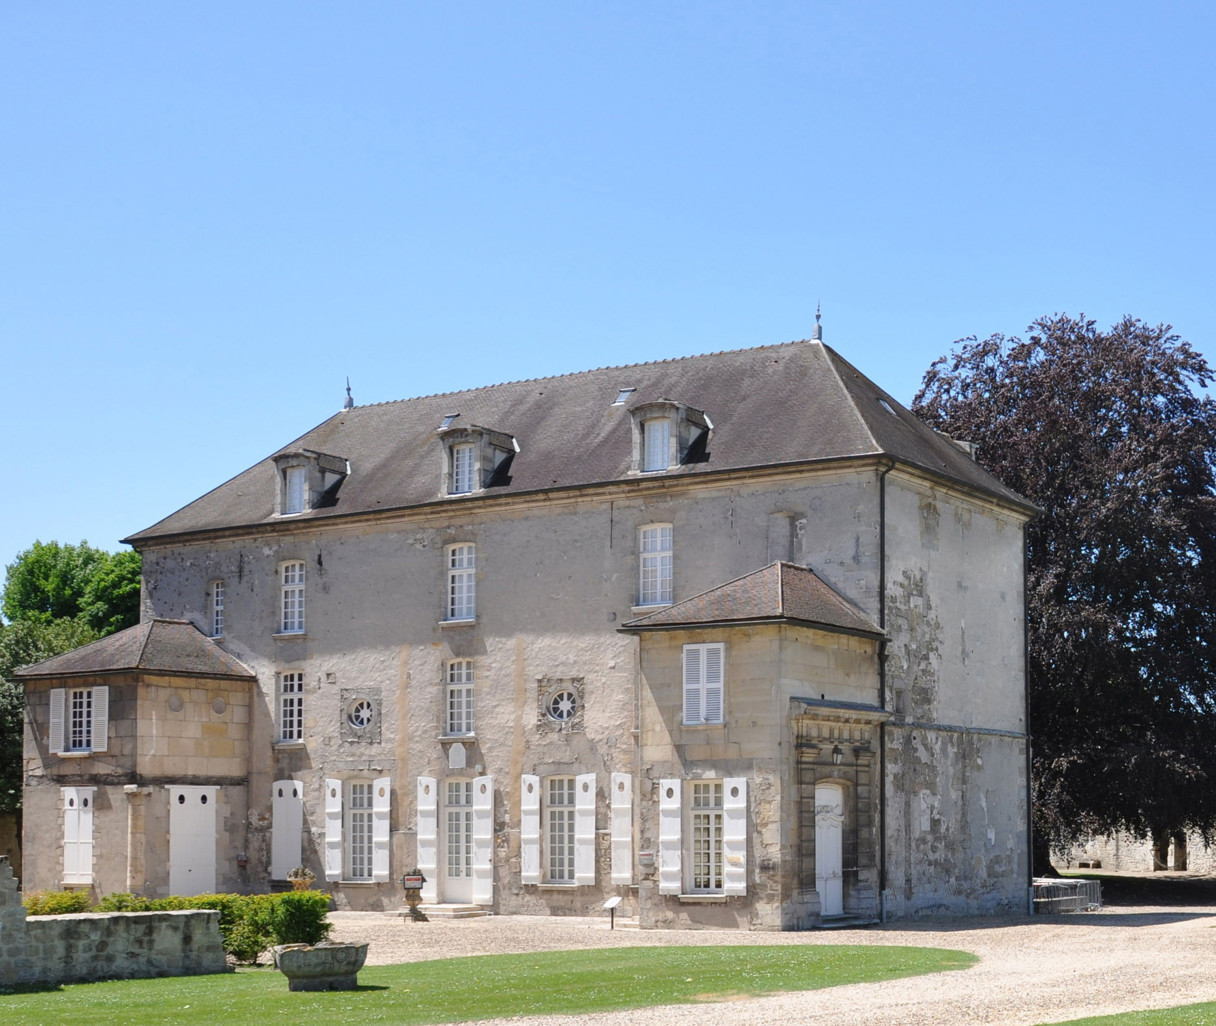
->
xmin=415 ymin=903 xmax=490 ymax=920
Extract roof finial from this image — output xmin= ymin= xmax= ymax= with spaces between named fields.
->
xmin=343 ymin=377 xmax=354 ymax=410
xmin=812 ymin=302 xmax=822 ymax=341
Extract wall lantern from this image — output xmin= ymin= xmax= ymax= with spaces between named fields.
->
xmin=831 ymin=745 xmax=844 ymax=766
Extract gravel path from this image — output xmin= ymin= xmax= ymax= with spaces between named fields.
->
xmin=329 ymin=901 xmax=1216 ymax=1026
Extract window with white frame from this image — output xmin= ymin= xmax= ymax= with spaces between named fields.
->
xmin=446 ymin=659 xmax=474 ymax=735
xmin=279 ymin=672 xmax=304 ymax=742
xmin=450 ymin=443 xmax=475 ymax=495
xmin=209 ymin=580 xmax=225 ymax=637
xmin=546 ymin=776 xmax=576 ymax=883
xmin=283 ymin=465 xmax=307 ymax=514
xmin=49 ymin=686 xmax=109 ymax=755
xmin=345 ymin=780 xmax=374 ymax=881
xmin=642 ymin=417 xmax=672 ymax=472
xmin=690 ymin=781 xmax=724 ymax=892
xmin=446 ymin=779 xmax=473 ymax=883
xmin=682 ymin=643 xmax=724 ymax=724
xmin=638 ymin=525 xmax=673 ymax=606
xmin=446 ymin=544 xmax=476 ymax=620
xmin=280 ymin=560 xmax=306 ymax=633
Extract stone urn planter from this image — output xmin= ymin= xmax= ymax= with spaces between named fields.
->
xmin=273 ymin=942 xmax=369 ymax=991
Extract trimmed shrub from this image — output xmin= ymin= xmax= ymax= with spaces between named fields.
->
xmin=268 ymin=890 xmax=332 ymax=947
xmin=23 ymin=889 xmax=93 ymax=915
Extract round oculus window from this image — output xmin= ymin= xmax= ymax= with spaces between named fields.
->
xmin=546 ymin=690 xmax=578 ymax=721
xmin=348 ymin=699 xmax=374 ymax=729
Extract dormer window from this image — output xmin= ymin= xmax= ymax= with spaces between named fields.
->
xmin=629 ymin=400 xmax=712 ymax=474
xmin=273 ymin=450 xmax=349 ymax=516
xmin=438 ymin=424 xmax=518 ymax=497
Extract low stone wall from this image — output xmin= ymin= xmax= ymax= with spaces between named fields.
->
xmin=1061 ymin=832 xmax=1216 ymax=874
xmin=0 ymin=857 xmax=228 ymax=985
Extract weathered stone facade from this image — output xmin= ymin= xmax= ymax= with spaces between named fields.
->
xmin=19 ymin=340 xmax=1033 ymax=927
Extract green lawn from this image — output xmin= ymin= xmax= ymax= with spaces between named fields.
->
xmin=1040 ymin=1006 xmax=1216 ymax=1026
xmin=0 ymin=944 xmax=974 ymax=1026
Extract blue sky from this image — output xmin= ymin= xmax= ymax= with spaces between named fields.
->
xmin=3 ymin=1 xmax=1213 ymax=576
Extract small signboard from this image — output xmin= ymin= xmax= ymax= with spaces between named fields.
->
xmin=402 ymin=875 xmax=425 ymax=889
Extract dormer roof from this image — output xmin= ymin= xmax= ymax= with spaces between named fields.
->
xmin=124 ymin=340 xmax=1032 ymax=545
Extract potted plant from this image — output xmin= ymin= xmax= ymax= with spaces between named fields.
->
xmin=286 ymin=866 xmax=316 ymax=891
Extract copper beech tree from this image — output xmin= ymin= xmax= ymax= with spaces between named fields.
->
xmin=914 ymin=315 xmax=1216 ymax=872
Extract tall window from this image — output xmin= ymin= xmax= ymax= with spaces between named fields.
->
xmin=450 ymin=443 xmax=475 ymax=495
xmin=446 ymin=779 xmax=473 ymax=882
xmin=283 ymin=465 xmax=307 ymax=514
xmin=690 ymin=781 xmax=724 ymax=892
xmin=346 ymin=781 xmax=373 ymax=880
xmin=209 ymin=580 xmax=225 ymax=637
xmin=638 ymin=525 xmax=673 ymax=606
xmin=68 ymin=687 xmax=93 ymax=751
xmin=546 ymin=777 xmax=576 ymax=883
xmin=682 ymin=642 xmax=725 ymax=725
xmin=642 ymin=418 xmax=671 ymax=472
xmin=446 ymin=659 xmax=475 ymax=735
xmin=446 ymin=544 xmax=476 ymax=620
xmin=281 ymin=560 xmax=306 ymax=633
xmin=279 ymin=672 xmax=304 ymax=742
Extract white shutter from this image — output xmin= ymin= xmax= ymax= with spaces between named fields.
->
xmin=703 ymin=646 xmax=723 ymax=724
xmin=610 ymin=772 xmax=632 ymax=884
xmin=416 ymin=777 xmax=438 ymax=902
xmin=471 ymin=775 xmax=494 ymax=905
xmin=682 ymin=647 xmax=702 ymax=724
xmin=520 ymin=774 xmax=541 ymax=884
xmin=658 ymin=778 xmax=682 ymax=895
xmin=722 ymin=777 xmax=747 ymax=895
xmin=372 ymin=776 xmax=391 ymax=882
xmin=324 ymin=778 xmax=343 ymax=881
xmin=49 ymin=688 xmax=65 ymax=754
xmin=62 ymin=787 xmax=94 ymax=885
xmin=574 ymin=772 xmax=596 ymax=886
xmin=91 ymin=686 xmax=109 ymax=752
xmin=270 ymin=780 xmax=304 ymax=879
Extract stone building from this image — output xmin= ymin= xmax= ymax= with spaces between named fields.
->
xmin=19 ymin=337 xmax=1034 ymax=928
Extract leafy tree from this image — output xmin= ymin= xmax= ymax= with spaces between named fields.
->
xmin=3 ymin=541 xmax=140 ymax=634
xmin=0 ymin=617 xmax=100 ymax=811
xmin=913 ymin=314 xmax=1216 ymax=870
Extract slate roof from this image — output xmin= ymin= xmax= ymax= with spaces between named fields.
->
xmin=620 ymin=561 xmax=883 ymax=639
xmin=13 ymin=619 xmax=257 ymax=681
xmin=125 ymin=340 xmax=1032 ymax=544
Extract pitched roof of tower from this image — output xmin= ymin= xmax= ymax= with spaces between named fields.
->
xmin=620 ymin=561 xmax=882 ymax=638
xmin=125 ymin=340 xmax=1032 ymax=544
xmin=13 ymin=619 xmax=257 ymax=681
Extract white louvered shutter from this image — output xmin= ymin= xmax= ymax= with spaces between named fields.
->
xmin=703 ymin=646 xmax=723 ymax=724
xmin=683 ymin=647 xmax=702 ymax=724
xmin=520 ymin=774 xmax=541 ymax=884
xmin=270 ymin=780 xmax=304 ymax=880
xmin=610 ymin=772 xmax=633 ymax=884
xmin=372 ymin=776 xmax=391 ymax=882
xmin=49 ymin=688 xmax=65 ymax=754
xmin=324 ymin=779 xmax=343 ymax=881
xmin=574 ymin=773 xmax=596 ymax=886
xmin=91 ymin=686 xmax=109 ymax=751
xmin=722 ymin=777 xmax=747 ymax=895
xmin=62 ymin=787 xmax=94 ymax=884
xmin=658 ymin=778 xmax=682 ymax=894
xmin=416 ymin=777 xmax=438 ymax=902
xmin=471 ymin=775 xmax=494 ymax=905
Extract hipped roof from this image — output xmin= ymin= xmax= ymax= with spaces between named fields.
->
xmin=125 ymin=340 xmax=1031 ymax=545
xmin=620 ymin=561 xmax=883 ymax=639
xmin=13 ymin=619 xmax=257 ymax=682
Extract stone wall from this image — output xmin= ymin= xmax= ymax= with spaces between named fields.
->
xmin=0 ymin=858 xmax=227 ymax=985
xmin=1060 ymin=832 xmax=1216 ymax=875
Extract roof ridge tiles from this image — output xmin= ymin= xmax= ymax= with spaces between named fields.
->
xmin=342 ymin=340 xmax=812 ymax=410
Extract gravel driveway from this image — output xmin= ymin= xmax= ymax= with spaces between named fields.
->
xmin=328 ymin=898 xmax=1216 ymax=1026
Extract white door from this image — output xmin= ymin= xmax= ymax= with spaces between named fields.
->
xmin=443 ymin=779 xmax=474 ymax=903
xmin=168 ymin=785 xmax=218 ymax=896
xmin=814 ymin=782 xmax=844 ymax=917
